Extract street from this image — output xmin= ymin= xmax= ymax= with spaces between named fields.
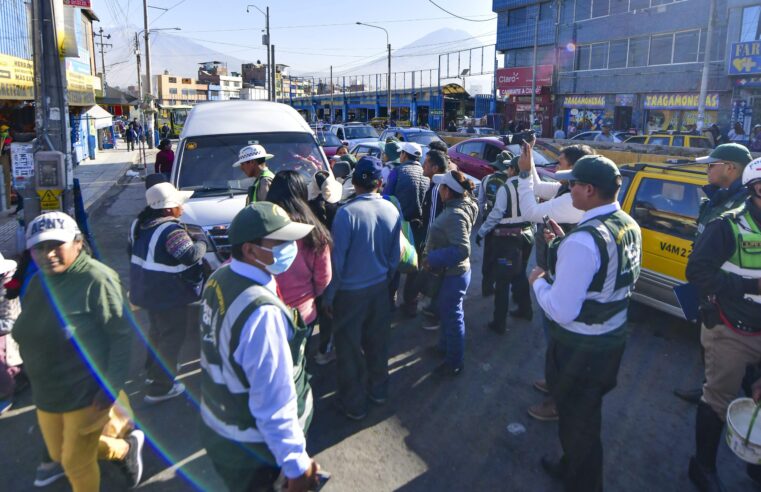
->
xmin=0 ymin=173 xmax=754 ymax=492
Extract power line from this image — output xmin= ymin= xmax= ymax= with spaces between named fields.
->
xmin=427 ymin=0 xmax=497 ymax=22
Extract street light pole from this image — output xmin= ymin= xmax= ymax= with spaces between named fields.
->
xmin=142 ymin=0 xmax=154 ymax=148
xmin=356 ymin=22 xmax=391 ymax=120
xmin=530 ymin=9 xmax=539 ymax=133
xmin=247 ymin=5 xmax=271 ymax=101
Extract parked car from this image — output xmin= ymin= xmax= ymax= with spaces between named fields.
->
xmin=447 ymin=136 xmax=552 ymax=180
xmin=378 ymin=127 xmax=444 ymax=161
xmin=173 ymin=100 xmax=330 ymax=268
xmin=624 ymin=133 xmax=713 ymax=149
xmin=329 ymin=122 xmax=379 ymax=146
xmin=316 ymin=130 xmax=344 ymax=158
xmin=569 ymin=130 xmax=630 ymax=143
xmin=457 ymin=127 xmax=497 ymax=135
xmin=349 ymin=141 xmax=383 ymax=160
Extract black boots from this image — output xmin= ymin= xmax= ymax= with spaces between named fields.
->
xmin=688 ymin=401 xmax=726 ymax=492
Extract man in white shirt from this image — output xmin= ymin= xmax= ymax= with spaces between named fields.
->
xmin=529 ymin=155 xmax=641 ymax=492
xmin=593 ymin=123 xmax=617 ymax=143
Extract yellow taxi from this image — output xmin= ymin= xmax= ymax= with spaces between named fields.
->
xmin=617 ymin=162 xmax=707 ymax=318
xmin=624 ymin=133 xmax=713 ymax=149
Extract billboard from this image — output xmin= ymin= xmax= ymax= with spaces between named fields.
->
xmin=497 ymin=65 xmax=553 ymax=95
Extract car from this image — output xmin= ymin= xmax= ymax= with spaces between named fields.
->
xmin=378 ymin=127 xmax=444 ymax=161
xmin=569 ymin=130 xmax=630 ymax=143
xmin=316 ymin=130 xmax=344 ymax=158
xmin=447 ymin=136 xmax=552 ymax=180
xmin=623 ymin=133 xmax=713 ymax=149
xmin=173 ymin=100 xmax=330 ymax=268
xmin=457 ymin=127 xmax=497 ymax=136
xmin=329 ymin=122 xmax=379 ymax=147
xmin=349 ymin=141 xmax=383 ymax=160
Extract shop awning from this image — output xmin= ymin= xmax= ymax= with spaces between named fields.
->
xmin=84 ymin=105 xmax=114 ymax=129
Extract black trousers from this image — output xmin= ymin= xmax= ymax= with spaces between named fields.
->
xmin=333 ymin=281 xmax=391 ymax=414
xmin=546 ymin=336 xmax=625 ymax=492
xmin=482 ymin=234 xmax=496 ymax=295
xmin=145 ymin=306 xmax=190 ymax=394
xmin=492 ymin=236 xmax=532 ymax=326
xmin=210 ymin=459 xmax=280 ymax=492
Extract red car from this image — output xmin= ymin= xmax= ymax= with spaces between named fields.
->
xmin=447 ymin=136 xmax=553 ymax=180
xmin=316 ymin=131 xmax=345 ymax=158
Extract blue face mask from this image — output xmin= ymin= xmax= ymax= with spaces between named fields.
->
xmin=257 ymin=241 xmax=298 ymax=275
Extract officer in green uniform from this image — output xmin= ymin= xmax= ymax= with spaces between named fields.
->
xmin=477 ymin=153 xmax=511 ymax=297
xmin=675 ymin=143 xmax=753 ymax=403
xmin=529 ymin=155 xmax=642 ymax=492
xmin=233 ymin=144 xmax=276 ymax=205
xmin=199 ymin=202 xmax=322 ymax=492
xmin=685 ymin=157 xmax=761 ymax=491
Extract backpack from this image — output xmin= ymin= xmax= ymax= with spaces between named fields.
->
xmin=483 ymin=171 xmax=509 ymax=214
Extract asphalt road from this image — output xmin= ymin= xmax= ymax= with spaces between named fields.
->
xmin=0 ymin=174 xmax=755 ymax=491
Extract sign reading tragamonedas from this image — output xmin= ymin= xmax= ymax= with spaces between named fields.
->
xmin=644 ymin=93 xmax=719 ymax=110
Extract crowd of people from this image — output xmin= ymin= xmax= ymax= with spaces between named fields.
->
xmin=2 ymin=127 xmax=761 ymax=492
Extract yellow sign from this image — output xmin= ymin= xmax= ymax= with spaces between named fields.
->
xmin=0 ymin=53 xmax=99 ymax=105
xmin=38 ymin=189 xmax=63 ymax=211
xmin=563 ymin=95 xmax=606 ymax=108
xmin=644 ymin=93 xmax=719 ymax=110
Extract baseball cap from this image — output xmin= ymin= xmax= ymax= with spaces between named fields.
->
xmin=227 ymin=202 xmax=314 ymax=245
xmin=554 ymin=155 xmax=621 ymax=193
xmin=354 ymin=156 xmax=383 ymax=184
xmin=232 ymin=144 xmax=274 ymax=168
xmin=400 ymin=142 xmax=422 ymax=158
xmin=695 ymin=143 xmax=752 ymax=166
xmin=146 ymin=182 xmax=193 ymax=209
xmin=26 ymin=212 xmax=81 ymax=249
xmin=503 ymin=156 xmax=520 ymax=172
xmin=432 ymin=170 xmax=465 ymax=194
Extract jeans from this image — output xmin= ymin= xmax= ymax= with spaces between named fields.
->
xmin=333 ymin=281 xmax=391 ymax=414
xmin=546 ymin=336 xmax=625 ymax=492
xmin=145 ymin=306 xmax=190 ymax=394
xmin=436 ymin=270 xmax=471 ymax=369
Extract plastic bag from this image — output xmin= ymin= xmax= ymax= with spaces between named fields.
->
xmin=384 ymin=195 xmax=418 ymax=273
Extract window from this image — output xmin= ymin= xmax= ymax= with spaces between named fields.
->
xmin=181 ymin=89 xmax=189 ymax=95
xmin=628 ymin=36 xmax=649 ymax=67
xmin=625 ymin=136 xmax=647 ymax=144
xmin=648 ymin=136 xmax=671 ymax=145
xmin=508 ymin=7 xmax=527 ymax=25
xmin=591 ymin=43 xmax=609 ymax=69
xmin=576 ymin=45 xmax=591 ymax=70
xmin=618 ymin=174 xmax=632 ymax=204
xmin=673 ymin=30 xmax=699 ymax=63
xmin=632 ymin=178 xmax=705 ymax=240
xmin=576 ymin=0 xmax=592 ymax=21
xmin=629 ymin=0 xmax=649 ymax=10
xmin=689 ymin=137 xmax=713 ymax=149
xmin=169 ymin=88 xmax=178 ymax=94
xmin=608 ymin=39 xmax=628 ymax=68
xmin=672 ymin=136 xmax=684 ymax=147
xmin=539 ymin=2 xmax=553 ymax=21
xmin=483 ymin=144 xmax=501 ymax=163
xmin=592 ymin=0 xmax=610 ymax=18
xmin=610 ymin=0 xmax=628 ymax=15
xmin=458 ymin=141 xmax=485 ymax=159
xmin=168 ymin=77 xmax=177 ymax=83
xmin=741 ymin=6 xmax=761 ymax=42
xmin=649 ymin=33 xmax=673 ymax=65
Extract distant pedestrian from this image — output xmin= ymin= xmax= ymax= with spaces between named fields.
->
xmin=154 ymin=139 xmax=174 ymax=180
xmin=553 ymin=127 xmax=566 ymax=139
xmin=159 ymin=123 xmax=171 ymax=140
xmin=750 ymin=124 xmax=761 ymax=152
xmin=728 ymin=121 xmax=748 ymax=144
xmin=593 ymin=123 xmax=616 ymax=143
xmin=125 ymin=126 xmax=137 ymax=152
xmin=233 ymin=144 xmax=275 ymax=204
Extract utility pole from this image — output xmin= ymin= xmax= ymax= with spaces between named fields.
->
xmin=95 ymin=28 xmax=112 ymax=88
xmin=142 ymin=0 xmax=155 ymax=148
xmin=696 ymin=0 xmax=715 ymax=131
xmin=530 ymin=8 xmax=540 ymax=133
xmin=330 ymin=65 xmax=334 ymax=122
xmin=266 ymin=7 xmax=271 ymax=101
xmin=387 ymin=41 xmax=392 ymax=120
xmin=134 ymin=33 xmax=146 ymax=169
xmin=271 ymin=45 xmax=277 ymax=103
xmin=29 ymin=0 xmax=73 ymax=220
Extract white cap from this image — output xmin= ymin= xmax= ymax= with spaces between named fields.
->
xmin=400 ymin=142 xmax=422 ymax=158
xmin=0 ymin=252 xmax=16 ymax=276
xmin=26 ymin=212 xmax=81 ymax=249
xmin=232 ymin=144 xmax=274 ymax=168
xmin=146 ymin=182 xmax=194 ymax=209
xmin=432 ymin=170 xmax=465 ymax=194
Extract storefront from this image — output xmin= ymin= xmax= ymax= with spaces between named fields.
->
xmin=728 ymin=40 xmax=761 ymax=149
xmin=497 ymin=65 xmax=554 ymax=136
xmin=561 ymin=95 xmax=611 ymax=136
xmin=643 ymin=93 xmax=720 ymax=134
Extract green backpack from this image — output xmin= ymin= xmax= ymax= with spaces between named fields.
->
xmin=483 ymin=171 xmax=509 ymax=214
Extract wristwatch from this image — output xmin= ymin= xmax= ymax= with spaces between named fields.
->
xmin=519 ymin=170 xmax=530 ymax=179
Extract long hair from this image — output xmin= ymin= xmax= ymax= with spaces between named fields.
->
xmin=133 ymin=206 xmax=172 ymax=241
xmin=266 ymin=171 xmax=332 ymax=250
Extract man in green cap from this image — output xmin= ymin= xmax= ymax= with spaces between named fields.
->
xmin=529 ymin=155 xmax=642 ymax=492
xmin=477 ymin=155 xmax=535 ymax=332
xmin=199 ymin=202 xmax=323 ymax=492
xmin=674 ymin=142 xmax=753 ymax=404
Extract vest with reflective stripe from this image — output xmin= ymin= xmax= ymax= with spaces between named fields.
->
xmin=696 ymin=187 xmax=747 ymax=237
xmin=722 ymin=210 xmax=761 ymax=305
xmin=547 ymin=210 xmax=642 ymax=336
xmin=497 ymin=177 xmax=532 ymax=236
xmin=128 ymin=219 xmax=204 ymax=310
xmin=246 ymin=169 xmax=275 ymax=205
xmin=483 ymin=171 xmax=509 ymax=215
xmin=200 ymin=265 xmax=312 ymax=447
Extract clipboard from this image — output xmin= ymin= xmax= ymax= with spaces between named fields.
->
xmin=673 ymin=282 xmax=700 ymax=322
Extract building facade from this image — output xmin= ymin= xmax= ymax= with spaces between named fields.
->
xmin=156 ymin=73 xmax=209 ymax=106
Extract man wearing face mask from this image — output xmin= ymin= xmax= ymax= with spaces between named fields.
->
xmin=200 ymin=202 xmax=323 ymax=492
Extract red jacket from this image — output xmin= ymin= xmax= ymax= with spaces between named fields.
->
xmin=154 ymin=149 xmax=175 ymax=174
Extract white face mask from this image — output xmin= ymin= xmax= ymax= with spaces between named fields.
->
xmin=255 ymin=241 xmax=298 ymax=275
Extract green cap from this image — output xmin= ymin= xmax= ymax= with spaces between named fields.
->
xmin=695 ymin=143 xmax=752 ymax=166
xmin=384 ymin=140 xmax=401 ymax=161
xmin=502 ymin=155 xmax=520 ymax=172
xmin=228 ymin=202 xmax=313 ymax=245
xmin=554 ymin=155 xmax=621 ymax=193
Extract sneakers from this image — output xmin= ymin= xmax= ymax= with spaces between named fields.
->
xmin=533 ymin=379 xmax=549 ymax=394
xmin=422 ymin=317 xmax=440 ymax=331
xmin=335 ymin=401 xmax=367 ymax=421
xmin=144 ymin=382 xmax=185 ymax=404
xmin=0 ymin=399 xmax=12 ymax=415
xmin=122 ymin=430 xmax=145 ymax=488
xmin=314 ymin=350 xmax=336 ymax=366
xmin=528 ymin=398 xmax=559 ymax=421
xmin=368 ymin=392 xmax=387 ymax=405
xmin=34 ymin=462 xmax=65 ymax=487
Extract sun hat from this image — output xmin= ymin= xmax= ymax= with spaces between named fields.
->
xmin=26 ymin=212 xmax=81 ymax=249
xmin=227 ymin=202 xmax=314 ymax=245
xmin=232 ymin=144 xmax=274 ymax=168
xmin=146 ymin=182 xmax=193 ymax=209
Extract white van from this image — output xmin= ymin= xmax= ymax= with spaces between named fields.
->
xmin=173 ymin=100 xmax=330 ymax=268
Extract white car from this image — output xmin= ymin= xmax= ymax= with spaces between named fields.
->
xmin=173 ymin=100 xmax=331 ymax=268
xmin=329 ymin=123 xmax=379 ymax=147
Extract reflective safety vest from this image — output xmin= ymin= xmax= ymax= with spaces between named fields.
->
xmin=483 ymin=171 xmax=509 ymax=215
xmin=547 ymin=210 xmax=642 ymax=337
xmin=246 ymin=169 xmax=275 ymax=205
xmin=696 ymin=186 xmax=747 ymax=237
xmin=200 ymin=264 xmax=312 ymax=453
xmin=722 ymin=210 xmax=761 ymax=305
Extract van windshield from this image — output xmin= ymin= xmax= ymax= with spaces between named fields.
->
xmin=177 ymin=132 xmax=327 ymax=196
xmin=344 ymin=126 xmax=378 ymax=139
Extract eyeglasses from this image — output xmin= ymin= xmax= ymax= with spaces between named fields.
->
xmin=707 ymin=162 xmax=728 ymax=170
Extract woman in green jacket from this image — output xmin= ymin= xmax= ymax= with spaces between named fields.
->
xmin=12 ymin=212 xmax=142 ymax=491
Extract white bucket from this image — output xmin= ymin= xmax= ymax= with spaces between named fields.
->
xmin=726 ymin=398 xmax=761 ymax=464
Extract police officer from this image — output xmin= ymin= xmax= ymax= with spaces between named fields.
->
xmin=233 ymin=144 xmax=275 ymax=204
xmin=685 ymin=157 xmax=761 ymax=492
xmin=200 ymin=202 xmax=322 ymax=492
xmin=477 ymin=150 xmax=512 ymax=297
xmin=675 ymin=143 xmax=753 ymax=403
xmin=477 ymin=156 xmax=534 ymax=334
xmin=529 ymin=156 xmax=642 ymax=492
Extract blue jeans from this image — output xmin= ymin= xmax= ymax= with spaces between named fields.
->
xmin=436 ymin=270 xmax=471 ymax=368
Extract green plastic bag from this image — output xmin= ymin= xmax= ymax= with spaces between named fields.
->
xmin=384 ymin=195 xmax=418 ymax=273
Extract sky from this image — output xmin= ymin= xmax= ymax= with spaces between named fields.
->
xmin=91 ymin=0 xmax=497 ymax=73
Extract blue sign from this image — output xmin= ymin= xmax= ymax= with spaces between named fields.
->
xmin=729 ymin=41 xmax=761 ymax=76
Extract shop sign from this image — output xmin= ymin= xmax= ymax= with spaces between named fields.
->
xmin=516 ymin=104 xmax=541 ymax=112
xmin=615 ymin=94 xmax=635 ymax=107
xmin=496 ymin=65 xmax=552 ymax=95
xmin=64 ymin=0 xmax=92 ymax=7
xmin=563 ymin=95 xmax=606 ymax=108
xmin=728 ymin=41 xmax=761 ymax=76
xmin=734 ymin=75 xmax=761 ymax=88
xmin=644 ymin=93 xmax=719 ymax=110
xmin=0 ymin=53 xmax=98 ymax=104
xmin=10 ymin=143 xmax=34 ymax=190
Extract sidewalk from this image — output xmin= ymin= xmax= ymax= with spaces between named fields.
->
xmin=0 ymin=139 xmax=156 ymax=257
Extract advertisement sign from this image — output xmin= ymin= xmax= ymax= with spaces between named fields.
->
xmin=10 ymin=142 xmax=34 ymax=189
xmin=644 ymin=93 xmax=719 ymax=110
xmin=496 ymin=65 xmax=553 ymax=95
xmin=63 ymin=0 xmax=92 ymax=7
xmin=0 ymin=54 xmax=34 ymax=100
xmin=728 ymin=41 xmax=761 ymax=76
xmin=615 ymin=94 xmax=635 ymax=107
xmin=563 ymin=95 xmax=606 ymax=108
